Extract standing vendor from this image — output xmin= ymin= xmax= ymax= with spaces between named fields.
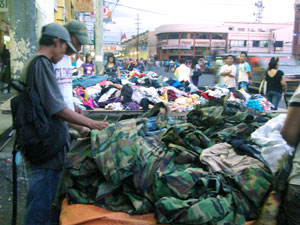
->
xmin=100 ymin=53 xmax=120 ymax=78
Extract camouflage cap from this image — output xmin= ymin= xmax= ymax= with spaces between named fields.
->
xmin=64 ymin=20 xmax=93 ymax=45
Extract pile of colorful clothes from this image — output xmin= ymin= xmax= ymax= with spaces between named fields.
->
xmin=55 ymin=101 xmax=290 ymax=224
xmin=72 ymin=73 xmax=274 ymax=113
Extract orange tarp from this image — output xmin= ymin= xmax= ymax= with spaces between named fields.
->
xmin=60 ymin=199 xmax=256 ymax=225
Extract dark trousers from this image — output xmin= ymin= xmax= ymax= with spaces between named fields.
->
xmin=25 ymin=169 xmax=62 ymax=225
xmin=266 ymin=91 xmax=281 ymax=110
xmin=284 ymin=184 xmax=300 ymax=225
xmin=191 ymin=76 xmax=200 ymax=87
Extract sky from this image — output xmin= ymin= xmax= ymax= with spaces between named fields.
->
xmin=102 ymin=0 xmax=295 ymax=44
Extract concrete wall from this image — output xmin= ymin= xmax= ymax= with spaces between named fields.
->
xmin=36 ymin=0 xmax=55 ymax=40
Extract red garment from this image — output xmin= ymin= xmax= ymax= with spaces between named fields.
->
xmin=167 ymin=90 xmax=178 ymax=101
xmin=201 ymin=92 xmax=216 ymax=100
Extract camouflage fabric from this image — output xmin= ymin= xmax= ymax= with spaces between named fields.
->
xmin=55 ymin=103 xmax=273 ymax=224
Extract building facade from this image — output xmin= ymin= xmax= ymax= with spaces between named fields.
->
xmin=155 ymin=22 xmax=293 ymax=60
xmin=293 ymin=0 xmax=300 ymax=56
xmin=122 ymin=31 xmax=157 ymax=60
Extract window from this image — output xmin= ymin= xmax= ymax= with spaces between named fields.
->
xmin=181 ymin=33 xmax=191 ymax=39
xmin=195 ymin=33 xmax=209 ymax=39
xmin=253 ymin=40 xmax=269 ymax=47
xmin=274 ymin=41 xmax=283 ymax=47
xmin=230 ymin=40 xmax=247 ymax=47
xmin=168 ymin=33 xmax=179 ymax=39
xmin=229 ymin=27 xmax=234 ymax=31
xmin=248 ymin=28 xmax=256 ymax=32
xmin=238 ymin=28 xmax=245 ymax=32
xmin=157 ymin=33 xmax=167 ymax=41
xmin=212 ymin=34 xmax=226 ymax=40
xmin=258 ymin=28 xmax=266 ymax=32
xmin=253 ymin=40 xmax=260 ymax=47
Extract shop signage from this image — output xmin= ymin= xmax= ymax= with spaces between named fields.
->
xmin=157 ymin=40 xmax=168 ymax=47
xmin=103 ymin=6 xmax=112 ymax=23
xmin=0 ymin=0 xmax=8 ymax=12
xmin=195 ymin=41 xmax=210 ymax=47
xmin=180 ymin=40 xmax=193 ymax=45
xmin=212 ymin=40 xmax=226 ymax=47
xmin=73 ymin=0 xmax=94 ymax=12
xmin=141 ymin=45 xmax=147 ymax=51
xmin=162 ymin=45 xmax=191 ymax=50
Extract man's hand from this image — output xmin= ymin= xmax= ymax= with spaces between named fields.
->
xmin=90 ymin=121 xmax=109 ymax=131
xmin=79 ymin=127 xmax=91 ymax=138
xmin=74 ymin=104 xmax=83 ymax=115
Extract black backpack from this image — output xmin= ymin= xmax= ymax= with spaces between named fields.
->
xmin=10 ymin=55 xmax=67 ymax=164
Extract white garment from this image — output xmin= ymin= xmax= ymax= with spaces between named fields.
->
xmin=53 ymin=55 xmax=74 ymax=111
xmin=131 ymin=86 xmax=162 ymax=104
xmin=251 ymin=114 xmax=295 ymax=174
xmin=76 ymin=58 xmax=84 ymax=70
xmin=176 ymin=64 xmax=191 ymax=82
xmin=219 ymin=64 xmax=237 ymax=88
xmin=206 ymin=87 xmax=229 ymax=98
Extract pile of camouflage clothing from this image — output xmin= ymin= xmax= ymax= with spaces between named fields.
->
xmin=55 ymin=101 xmax=275 ymax=224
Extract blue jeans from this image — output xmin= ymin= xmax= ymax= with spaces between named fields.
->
xmin=25 ymin=169 xmax=62 ymax=225
xmin=238 ymin=81 xmax=249 ymax=93
xmin=266 ymin=91 xmax=281 ymax=110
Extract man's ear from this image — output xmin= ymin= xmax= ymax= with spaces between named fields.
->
xmin=53 ymin=37 xmax=60 ymax=47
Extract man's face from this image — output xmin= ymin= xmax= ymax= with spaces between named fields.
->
xmin=240 ymin=54 xmax=246 ymax=63
xmin=52 ymin=38 xmax=67 ymax=63
xmin=71 ymin=35 xmax=82 ymax=52
xmin=80 ymin=54 xmax=84 ymax=60
xmin=227 ymin=57 xmax=233 ymax=65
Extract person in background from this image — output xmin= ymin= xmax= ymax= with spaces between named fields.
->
xmin=81 ymin=53 xmax=95 ymax=75
xmin=136 ymin=58 xmax=145 ymax=72
xmin=22 ymin=23 xmax=108 ymax=225
xmin=165 ymin=59 xmax=170 ymax=72
xmin=76 ymin=52 xmax=84 ymax=75
xmin=265 ymin=57 xmax=287 ymax=110
xmin=238 ymin=51 xmax=252 ymax=93
xmin=174 ymin=58 xmax=191 ymax=82
xmin=190 ymin=58 xmax=202 ymax=87
xmin=100 ymin=53 xmax=120 ymax=78
xmin=0 ymin=46 xmax=11 ymax=93
xmin=281 ymin=84 xmax=300 ymax=225
xmin=220 ymin=55 xmax=237 ymax=92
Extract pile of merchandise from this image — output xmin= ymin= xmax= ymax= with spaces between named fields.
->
xmin=55 ymin=101 xmax=292 ymax=224
xmin=72 ymin=72 xmax=273 ymax=113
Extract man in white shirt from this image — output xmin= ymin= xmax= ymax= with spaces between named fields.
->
xmin=220 ymin=55 xmax=237 ymax=92
xmin=238 ymin=52 xmax=252 ymax=93
xmin=174 ymin=58 xmax=191 ymax=82
xmin=53 ymin=20 xmax=97 ymax=137
xmin=76 ymin=52 xmax=84 ymax=75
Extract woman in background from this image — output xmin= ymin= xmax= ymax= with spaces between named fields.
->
xmin=81 ymin=53 xmax=95 ymax=76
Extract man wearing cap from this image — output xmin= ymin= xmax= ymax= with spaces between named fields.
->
xmin=22 ymin=23 xmax=108 ymax=225
xmin=53 ymin=20 xmax=93 ymax=137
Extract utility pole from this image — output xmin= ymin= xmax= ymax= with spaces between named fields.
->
xmin=254 ymin=1 xmax=264 ymax=23
xmin=95 ymin=0 xmax=104 ymax=73
xmin=135 ymin=14 xmax=141 ymax=60
xmin=9 ymin=0 xmax=37 ymax=79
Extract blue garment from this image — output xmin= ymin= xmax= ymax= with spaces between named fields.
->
xmin=25 ymin=169 xmax=62 ymax=225
xmin=72 ymin=75 xmax=107 ymax=88
xmin=146 ymin=116 xmax=174 ymax=132
xmin=238 ymin=81 xmax=249 ymax=93
xmin=266 ymin=90 xmax=281 ymax=110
